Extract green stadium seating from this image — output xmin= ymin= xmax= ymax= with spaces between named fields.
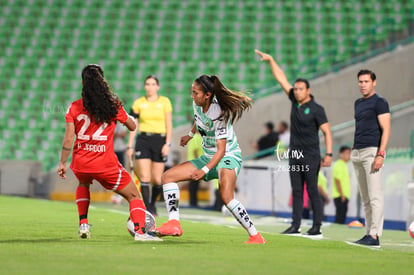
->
xmin=0 ymin=0 xmax=412 ymax=170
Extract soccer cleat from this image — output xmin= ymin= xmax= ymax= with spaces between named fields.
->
xmin=281 ymin=225 xmax=301 ymax=236
xmin=79 ymin=223 xmax=90 ymax=239
xmin=303 ymin=227 xmax=323 ymax=239
xmin=154 ymin=219 xmax=183 ymax=237
xmin=245 ymin=233 xmax=267 ymax=244
xmin=134 ymin=232 xmax=163 ymax=242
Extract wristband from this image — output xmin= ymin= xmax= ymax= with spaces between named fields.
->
xmin=188 ymin=131 xmax=194 ymax=137
xmin=201 ymin=166 xmax=210 ymax=174
xmin=166 ymin=143 xmax=171 ymax=147
xmin=325 ymin=153 xmax=333 ymax=157
xmin=377 ymin=150 xmax=385 ymax=157
xmin=376 ymin=154 xmax=384 ymax=158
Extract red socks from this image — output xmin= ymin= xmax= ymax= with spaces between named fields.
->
xmin=129 ymin=199 xmax=146 ymax=233
xmin=76 ymin=186 xmax=146 ymax=234
xmin=76 ymin=186 xmax=90 ymax=225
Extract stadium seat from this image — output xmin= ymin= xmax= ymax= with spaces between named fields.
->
xmin=1 ymin=0 xmax=412 ymax=169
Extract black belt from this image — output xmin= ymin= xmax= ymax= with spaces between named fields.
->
xmin=140 ymin=132 xmax=166 ymax=137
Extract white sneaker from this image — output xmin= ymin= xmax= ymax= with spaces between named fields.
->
xmin=134 ymin=232 xmax=163 ymax=242
xmin=79 ymin=223 xmax=90 ymax=239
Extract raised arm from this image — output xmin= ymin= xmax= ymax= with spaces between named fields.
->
xmin=255 ymin=49 xmax=292 ymax=95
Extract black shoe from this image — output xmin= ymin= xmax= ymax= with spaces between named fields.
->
xmin=281 ymin=225 xmax=301 ymax=235
xmin=354 ymin=235 xmax=380 ymax=248
xmin=354 ymin=235 xmax=369 ymax=244
xmin=303 ymin=227 xmax=323 ymax=239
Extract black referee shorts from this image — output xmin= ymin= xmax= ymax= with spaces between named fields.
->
xmin=135 ymin=132 xmax=167 ymax=163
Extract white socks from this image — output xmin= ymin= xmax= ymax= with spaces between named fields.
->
xmin=163 ymin=182 xmax=180 ymax=221
xmin=226 ymin=199 xmax=258 ymax=236
xmin=162 ymin=184 xmax=257 ymax=236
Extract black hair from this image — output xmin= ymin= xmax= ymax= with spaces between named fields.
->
xmin=145 ymin=75 xmax=160 ymax=85
xmin=195 ymin=75 xmax=252 ymax=124
xmin=339 ymin=145 xmax=351 ymax=153
xmin=81 ymin=64 xmax=122 ymax=124
xmin=265 ymin=122 xmax=274 ymax=131
xmin=280 ymin=121 xmax=289 ymax=130
xmin=294 ymin=78 xmax=310 ymax=89
xmin=357 ymin=69 xmax=376 ymax=81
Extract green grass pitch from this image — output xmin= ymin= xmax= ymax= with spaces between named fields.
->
xmin=0 ymin=195 xmax=413 ymax=274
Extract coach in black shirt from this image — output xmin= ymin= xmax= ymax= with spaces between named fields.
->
xmin=256 ymin=49 xmax=332 ymax=238
xmin=351 ymin=69 xmax=390 ymax=248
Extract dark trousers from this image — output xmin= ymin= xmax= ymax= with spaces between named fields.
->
xmin=115 ymin=151 xmax=125 ymax=167
xmin=189 ymin=180 xmax=199 ymax=207
xmin=334 ymin=197 xmax=349 ymax=224
xmin=214 ymin=189 xmax=224 ymax=211
xmin=290 ymin=157 xmax=323 ymax=229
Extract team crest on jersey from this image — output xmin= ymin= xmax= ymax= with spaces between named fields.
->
xmin=304 ymin=107 xmax=310 ymax=115
xmin=217 ymin=127 xmax=226 ymax=135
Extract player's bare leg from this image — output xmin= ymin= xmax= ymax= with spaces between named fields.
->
xmin=219 ymin=168 xmax=266 ymax=244
xmin=155 ymin=161 xmax=196 ymax=237
xmin=77 ymin=182 xmax=91 ymax=239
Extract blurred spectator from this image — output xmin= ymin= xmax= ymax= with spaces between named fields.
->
xmin=252 ymin=121 xmax=279 ymax=158
xmin=277 ymin=121 xmax=290 ymax=147
xmin=332 ymin=146 xmax=351 ymax=224
xmin=187 ymin=132 xmax=203 ymax=207
xmin=318 ymin=169 xmax=330 ymax=221
xmin=114 ymin=123 xmax=128 ymax=167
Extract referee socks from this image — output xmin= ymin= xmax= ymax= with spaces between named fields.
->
xmin=140 ymin=182 xmax=150 ymax=209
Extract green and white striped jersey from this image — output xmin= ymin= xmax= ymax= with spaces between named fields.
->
xmin=192 ymin=98 xmax=242 ymax=161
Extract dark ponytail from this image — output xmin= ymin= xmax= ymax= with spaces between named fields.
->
xmin=81 ymin=64 xmax=122 ymax=124
xmin=195 ymin=75 xmax=252 ymax=124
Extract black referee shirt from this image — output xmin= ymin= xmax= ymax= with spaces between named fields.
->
xmin=288 ymin=88 xmax=328 ymax=157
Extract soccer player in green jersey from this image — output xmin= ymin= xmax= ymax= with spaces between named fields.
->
xmin=154 ymin=75 xmax=266 ymax=244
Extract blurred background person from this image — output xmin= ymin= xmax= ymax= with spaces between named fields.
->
xmin=277 ymin=121 xmax=290 ymax=148
xmin=332 ymin=146 xmax=352 ymax=224
xmin=114 ymin=123 xmax=128 ymax=167
xmin=251 ymin=121 xmax=279 ymax=159
xmin=127 ymin=75 xmax=173 ymax=216
xmin=187 ymin=131 xmax=203 ymax=207
xmin=318 ymin=168 xmax=330 ymax=221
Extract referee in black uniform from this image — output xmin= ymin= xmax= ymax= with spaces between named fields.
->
xmin=255 ymin=49 xmax=333 ymax=238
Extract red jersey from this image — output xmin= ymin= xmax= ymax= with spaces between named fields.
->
xmin=66 ymin=98 xmax=128 ymax=173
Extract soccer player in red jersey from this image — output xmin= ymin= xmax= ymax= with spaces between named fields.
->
xmin=57 ymin=64 xmax=161 ymax=241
